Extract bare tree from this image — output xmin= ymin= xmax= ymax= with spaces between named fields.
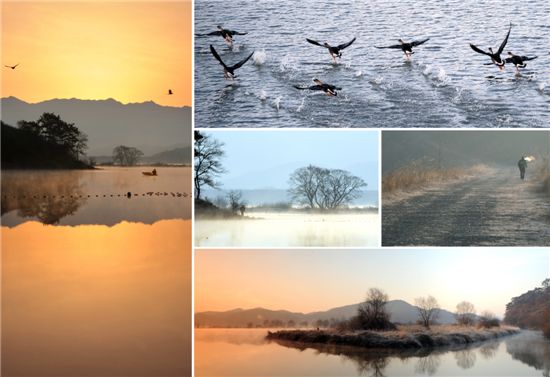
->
xmin=288 ymin=165 xmax=366 ymax=210
xmin=194 ymin=131 xmax=226 ymax=199
xmin=455 ymin=301 xmax=476 ymax=326
xmin=227 ymin=190 xmax=244 ymax=213
xmin=357 ymin=288 xmax=394 ymax=330
xmin=112 ymin=145 xmax=144 ymax=166
xmin=415 ymin=296 xmax=440 ymax=329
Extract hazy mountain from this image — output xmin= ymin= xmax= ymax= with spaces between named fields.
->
xmin=142 ymin=147 xmax=192 ymax=165
xmin=1 ymin=97 xmax=191 ymax=156
xmin=221 ymin=161 xmax=379 ymax=191
xmin=195 ymin=300 xmax=458 ymax=328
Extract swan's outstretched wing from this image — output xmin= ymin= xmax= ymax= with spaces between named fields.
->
xmin=210 ymin=45 xmax=228 ymax=69
xmin=496 ymin=23 xmax=512 ymax=55
xmin=230 ymin=51 xmax=254 ymax=70
xmin=306 ymin=38 xmax=325 ymax=48
xmin=411 ymin=38 xmax=429 ymax=47
xmin=470 ymin=44 xmax=491 ymax=56
xmin=337 ymin=37 xmax=356 ymax=50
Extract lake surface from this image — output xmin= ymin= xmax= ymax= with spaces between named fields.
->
xmin=195 ymin=212 xmax=379 ymax=247
xmin=195 ymin=328 xmax=550 ymax=376
xmin=2 ymin=220 xmax=192 ymax=376
xmin=1 ymin=166 xmax=191 ymax=226
xmin=195 ymin=0 xmax=550 ymax=128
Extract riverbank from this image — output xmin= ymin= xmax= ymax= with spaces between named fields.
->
xmin=266 ymin=326 xmax=520 ymax=349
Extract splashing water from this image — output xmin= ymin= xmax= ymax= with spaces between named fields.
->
xmin=355 ymin=70 xmax=363 ymax=77
xmin=259 ymin=90 xmax=267 ymax=101
xmin=297 ymin=98 xmax=306 ymax=113
xmin=253 ymin=49 xmax=267 ymax=65
xmin=273 ymin=96 xmax=283 ymax=110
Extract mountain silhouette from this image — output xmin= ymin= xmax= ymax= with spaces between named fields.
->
xmin=1 ymin=97 xmax=191 ymax=156
xmin=195 ymin=300 xmax=459 ymax=327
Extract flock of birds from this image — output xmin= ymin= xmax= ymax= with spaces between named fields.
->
xmin=198 ymin=23 xmax=538 ymax=96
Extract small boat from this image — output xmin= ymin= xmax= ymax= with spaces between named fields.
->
xmin=142 ymin=169 xmax=157 ymax=176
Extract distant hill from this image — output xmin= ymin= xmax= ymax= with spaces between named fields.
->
xmin=505 ymin=282 xmax=550 ymax=337
xmin=1 ymin=97 xmax=191 ymax=156
xmin=142 ymin=147 xmax=192 ymax=165
xmin=195 ymin=300 xmax=458 ymax=328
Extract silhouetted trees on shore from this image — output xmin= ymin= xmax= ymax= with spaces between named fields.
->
xmin=2 ymin=113 xmax=90 ymax=169
xmin=505 ymin=279 xmax=550 ymax=338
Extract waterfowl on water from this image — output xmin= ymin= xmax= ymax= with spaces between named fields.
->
xmin=505 ymin=52 xmax=538 ymax=73
xmin=294 ymin=78 xmax=341 ymax=96
xmin=210 ymin=44 xmax=254 ymax=80
xmin=470 ymin=23 xmax=512 ymax=70
xmin=375 ymin=38 xmax=430 ymax=59
xmin=306 ymin=37 xmax=356 ymax=63
xmin=199 ymin=25 xmax=248 ymax=46
xmin=168 ymin=89 xmax=173 ymax=95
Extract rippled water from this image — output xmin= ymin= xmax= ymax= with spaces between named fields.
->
xmin=195 ymin=0 xmax=550 ymax=128
xmin=195 ymin=329 xmax=550 ymax=376
xmin=1 ymin=166 xmax=191 ymax=226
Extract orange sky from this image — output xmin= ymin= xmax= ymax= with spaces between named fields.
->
xmin=1 ymin=1 xmax=191 ymax=107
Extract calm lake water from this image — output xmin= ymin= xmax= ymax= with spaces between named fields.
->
xmin=1 ymin=166 xmax=191 ymax=226
xmin=195 ymin=329 xmax=550 ymax=376
xmin=195 ymin=0 xmax=550 ymax=128
xmin=2 ymin=220 xmax=192 ymax=376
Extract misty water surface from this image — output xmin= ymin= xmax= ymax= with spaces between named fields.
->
xmin=195 ymin=212 xmax=379 ymax=247
xmin=195 ymin=329 xmax=550 ymax=376
xmin=1 ymin=166 xmax=191 ymax=226
xmin=195 ymin=0 xmax=550 ymax=128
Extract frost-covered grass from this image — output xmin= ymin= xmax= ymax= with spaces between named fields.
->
xmin=267 ymin=325 xmax=519 ymax=349
xmin=383 ymin=162 xmax=489 ymax=197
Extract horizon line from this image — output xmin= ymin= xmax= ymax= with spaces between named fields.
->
xmin=1 ymin=96 xmax=191 ymax=108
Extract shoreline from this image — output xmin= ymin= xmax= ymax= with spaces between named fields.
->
xmin=266 ymin=327 xmax=520 ymax=350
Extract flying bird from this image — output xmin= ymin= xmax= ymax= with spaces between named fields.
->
xmin=198 ymin=25 xmax=247 ymax=46
xmin=294 ymin=78 xmax=341 ymax=96
xmin=210 ymin=45 xmax=254 ymax=80
xmin=306 ymin=37 xmax=356 ymax=63
xmin=505 ymin=52 xmax=538 ymax=73
xmin=470 ymin=23 xmax=512 ymax=70
xmin=375 ymin=38 xmax=430 ymax=59
xmin=168 ymin=89 xmax=173 ymax=95
xmin=5 ymin=63 xmax=19 ymax=70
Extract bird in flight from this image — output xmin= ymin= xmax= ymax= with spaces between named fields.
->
xmin=294 ymin=78 xmax=342 ymax=96
xmin=376 ymin=38 xmax=430 ymax=59
xmin=470 ymin=23 xmax=512 ymax=70
xmin=505 ymin=52 xmax=538 ymax=74
xmin=198 ymin=25 xmax=248 ymax=46
xmin=210 ymin=45 xmax=254 ymax=80
xmin=306 ymin=37 xmax=356 ymax=64
xmin=5 ymin=63 xmax=19 ymax=70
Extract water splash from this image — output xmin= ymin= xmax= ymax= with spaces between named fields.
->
xmin=355 ymin=70 xmax=363 ymax=77
xmin=273 ymin=96 xmax=283 ymax=111
xmin=538 ymin=83 xmax=545 ymax=93
xmin=253 ymin=49 xmax=267 ymax=65
xmin=296 ymin=98 xmax=306 ymax=113
xmin=259 ymin=90 xmax=268 ymax=101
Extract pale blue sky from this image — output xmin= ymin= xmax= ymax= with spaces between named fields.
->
xmin=196 ymin=248 xmax=549 ymax=317
xmin=202 ymin=130 xmax=379 ymax=190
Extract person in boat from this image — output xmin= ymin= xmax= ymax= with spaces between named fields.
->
xmin=152 ymin=168 xmax=157 ymax=176
xmin=518 ymin=156 xmax=528 ymax=180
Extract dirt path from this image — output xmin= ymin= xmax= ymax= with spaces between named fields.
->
xmin=382 ymin=167 xmax=550 ymax=246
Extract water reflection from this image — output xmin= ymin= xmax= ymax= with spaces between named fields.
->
xmin=270 ymin=335 xmax=502 ymax=377
xmin=506 ymin=331 xmax=550 ymax=376
xmin=1 ymin=167 xmax=191 ymax=226
xmin=2 ymin=220 xmax=191 ymax=376
xmin=2 ymin=171 xmax=87 ymax=224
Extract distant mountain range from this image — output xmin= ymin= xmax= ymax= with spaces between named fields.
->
xmin=0 ymin=97 xmax=191 ymax=157
xmin=195 ymin=300 xmax=459 ymax=328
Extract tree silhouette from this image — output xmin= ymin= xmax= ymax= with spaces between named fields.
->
xmin=112 ymin=145 xmax=144 ymax=166
xmin=415 ymin=296 xmax=440 ymax=329
xmin=194 ymin=131 xmax=226 ymax=199
xmin=288 ymin=165 xmax=366 ymax=210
